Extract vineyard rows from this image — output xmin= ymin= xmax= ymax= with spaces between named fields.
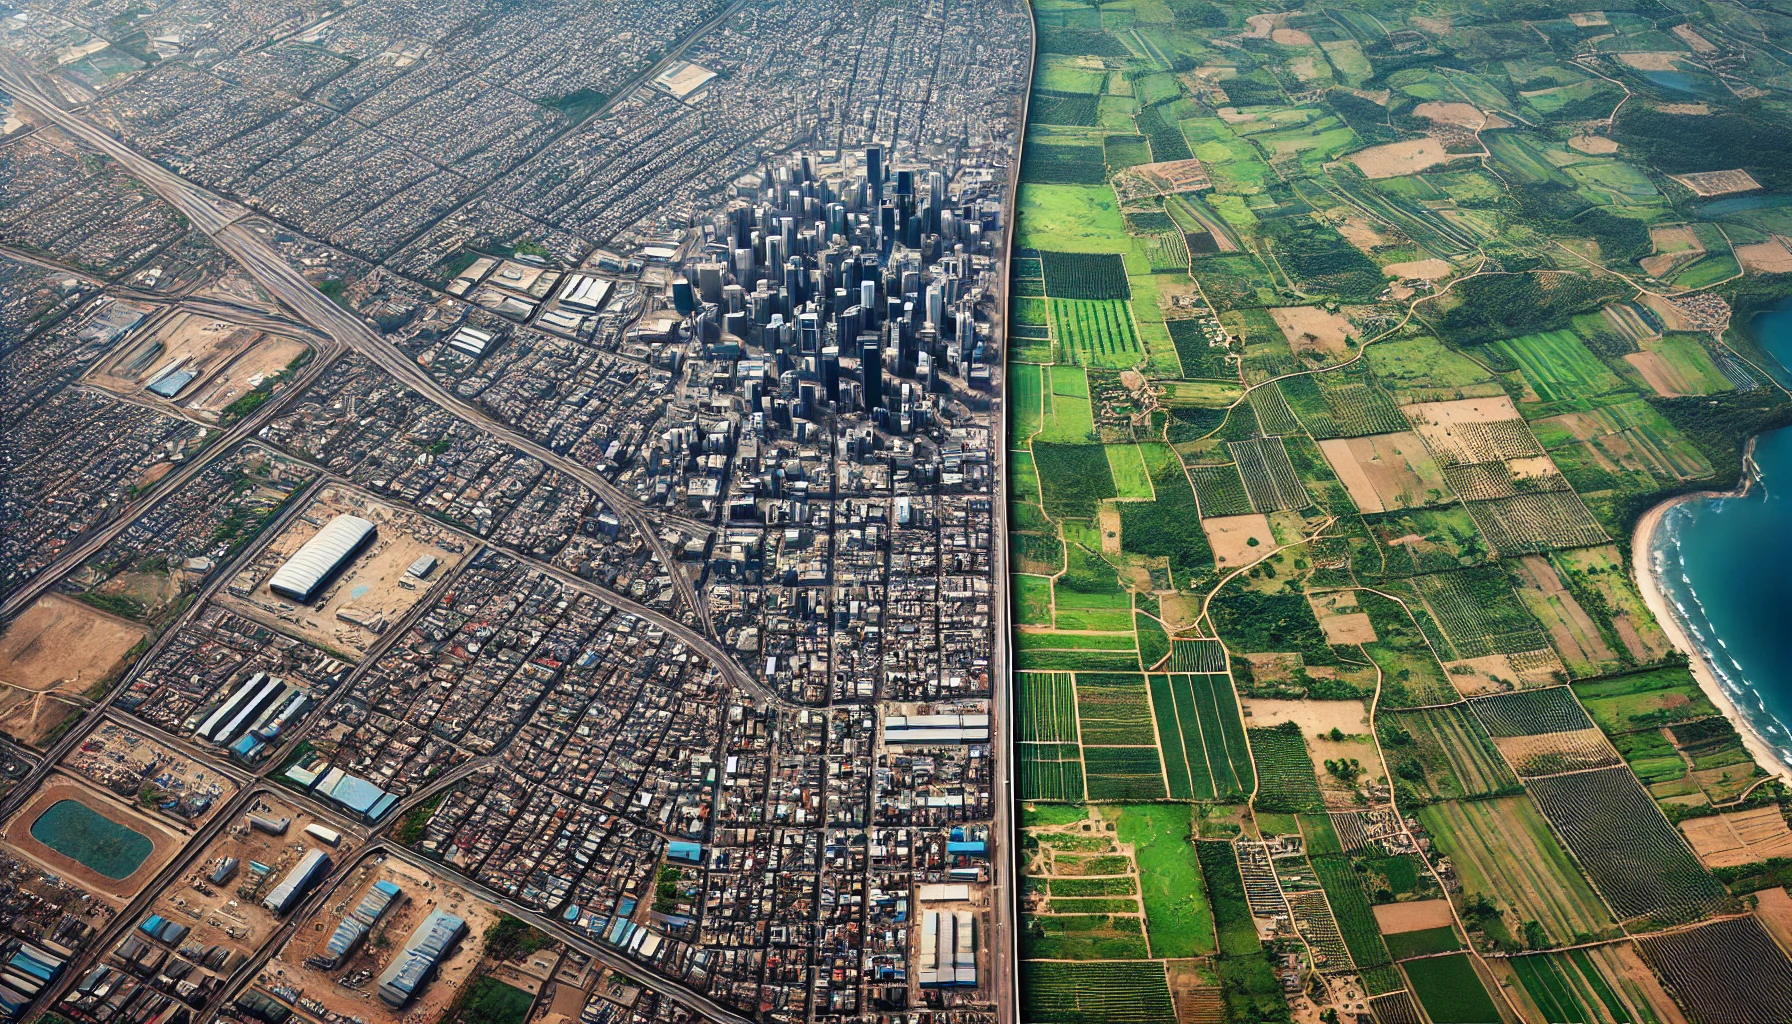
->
xmin=1189 ymin=464 xmax=1254 ymax=517
xmin=1527 ymin=766 xmax=1729 ymax=925
xmin=1021 ymin=961 xmax=1177 ymax=1024
xmin=1466 ymin=491 xmax=1609 ymax=555
xmin=1228 ymin=436 xmax=1312 ymax=512
xmin=1637 ymin=917 xmax=1792 ymax=1024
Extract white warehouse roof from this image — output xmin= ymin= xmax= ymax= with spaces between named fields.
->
xmin=269 ymin=514 xmax=376 ymax=603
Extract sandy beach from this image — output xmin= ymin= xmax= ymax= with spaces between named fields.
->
xmin=1630 ymin=444 xmax=1792 ymax=785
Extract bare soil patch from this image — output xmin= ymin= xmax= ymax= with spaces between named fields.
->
xmin=1270 ymin=306 xmax=1357 ymax=360
xmin=1318 ymin=433 xmax=1449 ymax=514
xmin=1736 ymin=237 xmax=1792 ymax=273
xmin=1349 ymin=138 xmax=1462 ymax=179
xmin=1624 ymin=351 xmax=1689 ymax=397
xmin=1201 ymin=513 xmax=1274 ymax=568
xmin=1371 ymin=899 xmax=1455 ymax=934
xmin=0 ymin=594 xmax=147 ymax=746
xmin=1679 ymin=805 xmax=1792 ymax=868
xmin=1413 ymin=102 xmax=1488 ymax=128
xmin=1382 ymin=259 xmax=1452 ymax=281
xmin=1309 ymin=591 xmax=1377 ymax=645
xmin=1616 ymin=52 xmax=1685 ymax=72
xmin=1240 ymin=698 xmax=1368 ymax=736
xmin=1569 ymin=135 xmax=1619 ymax=155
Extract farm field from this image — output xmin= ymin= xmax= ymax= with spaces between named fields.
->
xmin=1007 ymin=1 xmax=1792 ymax=1019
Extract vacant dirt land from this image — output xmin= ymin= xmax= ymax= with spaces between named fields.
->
xmin=1623 ymin=351 xmax=1694 ymax=397
xmin=220 ymin=485 xmax=469 ymax=658
xmin=1413 ymin=101 xmax=1488 ymax=128
xmin=1270 ymin=306 xmax=1356 ymax=360
xmin=1309 ymin=591 xmax=1376 ymax=645
xmin=1201 ymin=513 xmax=1273 ymax=568
xmin=0 ymin=593 xmax=147 ymax=691
xmin=0 ymin=594 xmax=147 ymax=746
xmin=1318 ymin=433 xmax=1449 ymax=513
xmin=1615 ymin=51 xmax=1684 ymax=72
xmin=1240 ymin=698 xmax=1368 ymax=737
xmin=1382 ymin=259 xmax=1452 ymax=281
xmin=1569 ymin=135 xmax=1619 ymax=154
xmin=1736 ymin=237 xmax=1792 ymax=273
xmin=1372 ymin=899 xmax=1455 ymax=934
xmin=1349 ymin=138 xmax=1462 ymax=179
xmin=1680 ymin=805 xmax=1792 ymax=869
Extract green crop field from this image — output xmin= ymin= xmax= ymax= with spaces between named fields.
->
xmin=1404 ymin=954 xmax=1503 ymax=1024
xmin=1006 ymin=2 xmax=1792 ymax=1015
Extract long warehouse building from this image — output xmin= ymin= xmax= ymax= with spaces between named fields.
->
xmin=268 ymin=514 xmax=377 ymax=603
xmin=377 ymin=908 xmax=467 ymax=1008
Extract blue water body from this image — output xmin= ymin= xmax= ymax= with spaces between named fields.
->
xmin=1651 ymin=303 xmax=1792 ymax=771
xmin=29 ymin=799 xmax=152 ymax=879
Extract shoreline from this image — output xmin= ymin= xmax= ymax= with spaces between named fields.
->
xmin=1630 ymin=433 xmax=1792 ymax=787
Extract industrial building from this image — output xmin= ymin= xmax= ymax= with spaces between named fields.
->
xmin=262 ymin=849 xmax=331 ymax=916
xmin=189 ymin=672 xmax=312 ymax=761
xmin=376 ymin=908 xmax=466 ymax=1008
xmin=916 ymin=910 xmax=975 ymax=987
xmin=267 ymin=514 xmax=376 ymax=603
xmin=314 ymin=880 xmax=401 ymax=970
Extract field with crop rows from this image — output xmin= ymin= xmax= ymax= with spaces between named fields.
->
xmin=1051 ymin=298 xmax=1144 ymax=368
xmin=1404 ymin=954 xmax=1503 ymax=1024
xmin=1228 ymin=437 xmax=1312 ymax=512
xmin=1149 ymin=672 xmax=1253 ymax=801
xmin=1511 ymin=947 xmax=1660 ymax=1024
xmin=1636 ymin=917 xmax=1792 ymax=1024
xmin=1247 ymin=727 xmax=1325 ymax=812
xmin=1409 ymin=567 xmax=1553 ymax=659
xmin=1022 ymin=961 xmax=1178 ymax=1024
xmin=1391 ymin=706 xmax=1519 ymax=799
xmin=1465 ymin=491 xmax=1608 ymax=555
xmin=1313 ymin=854 xmax=1398 ymax=986
xmin=1418 ymin=795 xmax=1617 ymax=946
xmin=1469 ymin=687 xmax=1595 ymax=736
xmin=1042 ymin=250 xmax=1132 ymax=300
xmin=1169 ymin=639 xmax=1228 ymax=673
xmin=1527 ymin=766 xmax=1729 ymax=925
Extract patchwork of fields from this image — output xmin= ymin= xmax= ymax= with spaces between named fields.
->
xmin=1009 ymin=1 xmax=1792 ymax=1022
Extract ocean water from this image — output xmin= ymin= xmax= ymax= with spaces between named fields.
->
xmin=1650 ymin=305 xmax=1792 ymax=772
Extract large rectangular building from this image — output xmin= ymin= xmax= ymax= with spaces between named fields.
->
xmin=262 ymin=849 xmax=331 ymax=916
xmin=377 ymin=908 xmax=466 ymax=1008
xmin=268 ymin=514 xmax=376 ymax=603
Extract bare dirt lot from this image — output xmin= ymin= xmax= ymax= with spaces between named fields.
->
xmin=1371 ymin=899 xmax=1455 ymax=934
xmin=262 ymin=853 xmax=509 ymax=1024
xmin=1615 ymin=51 xmax=1684 ymax=72
xmin=1348 ymin=138 xmax=1464 ymax=179
xmin=60 ymin=719 xmax=238 ymax=827
xmin=1679 ymin=805 xmax=1792 ymax=869
xmin=1318 ymin=433 xmax=1449 ymax=513
xmin=219 ymin=485 xmax=470 ymax=659
xmin=1239 ymin=698 xmax=1368 ymax=736
xmin=1736 ymin=237 xmax=1792 ymax=273
xmin=1381 ymin=259 xmax=1452 ymax=281
xmin=1623 ymin=351 xmax=1692 ymax=397
xmin=1201 ymin=513 xmax=1274 ymax=568
xmin=1 ymin=775 xmax=182 ymax=903
xmin=1270 ymin=306 xmax=1357 ymax=360
xmin=0 ymin=594 xmax=147 ymax=746
xmin=1569 ymin=135 xmax=1619 ymax=155
xmin=1308 ymin=591 xmax=1377 ymax=645
xmin=1413 ymin=102 xmax=1489 ymax=128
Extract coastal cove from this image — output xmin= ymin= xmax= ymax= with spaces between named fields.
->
xmin=1636 ymin=302 xmax=1792 ymax=782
